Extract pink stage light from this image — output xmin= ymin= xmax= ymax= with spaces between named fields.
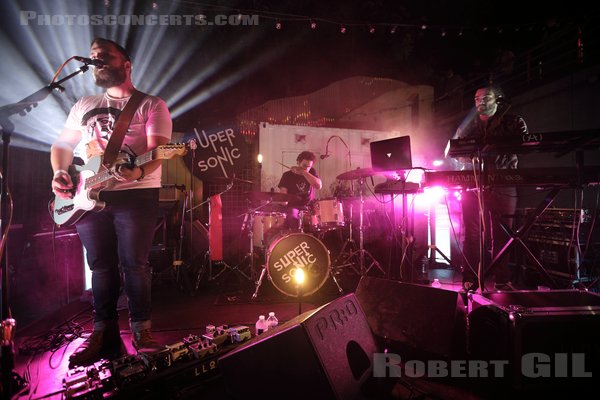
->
xmin=406 ymin=168 xmax=424 ymax=185
xmin=421 ymin=186 xmax=446 ymax=204
xmin=411 ymin=186 xmax=445 ymax=212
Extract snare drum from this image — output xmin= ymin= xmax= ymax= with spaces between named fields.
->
xmin=313 ymin=198 xmax=345 ymax=230
xmin=266 ymin=233 xmax=330 ymax=297
xmin=252 ymin=212 xmax=286 ymax=248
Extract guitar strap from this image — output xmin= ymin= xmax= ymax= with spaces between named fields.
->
xmin=102 ymin=89 xmax=147 ymax=169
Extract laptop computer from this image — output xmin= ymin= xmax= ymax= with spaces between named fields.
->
xmin=370 ymin=135 xmax=412 ymax=172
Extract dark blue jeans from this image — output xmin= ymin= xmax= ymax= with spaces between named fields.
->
xmin=76 ymin=188 xmax=159 ymax=332
xmin=462 ymin=186 xmax=517 ymax=284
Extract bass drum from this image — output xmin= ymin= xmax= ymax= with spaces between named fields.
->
xmin=266 ymin=233 xmax=330 ymax=297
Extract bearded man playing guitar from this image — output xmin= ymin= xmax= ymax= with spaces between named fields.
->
xmin=51 ymin=38 xmax=172 ymax=367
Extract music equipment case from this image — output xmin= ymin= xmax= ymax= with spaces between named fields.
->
xmin=468 ymin=290 xmax=600 ymax=390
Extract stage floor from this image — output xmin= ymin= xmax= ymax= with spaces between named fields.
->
xmin=8 ymin=266 xmax=595 ymax=399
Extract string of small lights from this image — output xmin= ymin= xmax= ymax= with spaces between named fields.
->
xmin=159 ymin=0 xmax=597 ymax=37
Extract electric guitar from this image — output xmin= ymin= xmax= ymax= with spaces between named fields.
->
xmin=52 ymin=143 xmax=188 ymax=226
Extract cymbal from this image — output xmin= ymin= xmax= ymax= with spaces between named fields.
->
xmin=206 ymin=176 xmax=253 ymax=184
xmin=336 ymin=168 xmax=381 ymax=181
xmin=245 ymin=191 xmax=301 ymax=202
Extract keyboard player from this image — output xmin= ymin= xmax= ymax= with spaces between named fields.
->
xmin=453 ymin=85 xmax=529 ymax=291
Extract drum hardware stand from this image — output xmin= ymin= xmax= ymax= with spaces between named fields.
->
xmin=297 ymin=209 xmax=306 ymax=232
xmin=251 ymin=264 xmax=268 ymax=299
xmin=188 ymin=183 xmax=252 ymax=284
xmin=168 ymin=184 xmax=204 ymax=294
xmin=165 ymin=184 xmax=206 ymax=295
xmin=328 ymin=254 xmax=345 ymax=293
xmin=317 ymin=204 xmax=344 ymax=293
xmin=332 ymin=203 xmax=360 ymax=275
xmin=249 ymin=194 xmax=296 ymax=299
xmin=250 ymin=202 xmax=280 ymax=300
xmin=171 ymin=139 xmax=207 ymax=294
xmin=336 ymin=177 xmax=385 ymax=277
xmin=235 ymin=201 xmax=271 ymax=283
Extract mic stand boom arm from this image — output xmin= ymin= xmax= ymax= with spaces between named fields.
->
xmin=0 ymin=64 xmax=91 ymax=120
xmin=324 ymin=135 xmax=354 ymax=194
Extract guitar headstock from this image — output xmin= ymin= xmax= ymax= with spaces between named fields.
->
xmin=154 ymin=143 xmax=188 ymax=159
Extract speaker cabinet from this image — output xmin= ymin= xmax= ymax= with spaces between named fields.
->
xmin=218 ymin=294 xmax=378 ymax=400
xmin=355 ymin=276 xmax=467 ymax=359
xmin=468 ymin=290 xmax=600 ymax=389
xmin=13 ymin=230 xmax=84 ymax=319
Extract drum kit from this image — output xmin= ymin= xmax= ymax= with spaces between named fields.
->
xmin=245 ymin=167 xmax=386 ymax=299
xmin=168 ymin=167 xmax=393 ymax=299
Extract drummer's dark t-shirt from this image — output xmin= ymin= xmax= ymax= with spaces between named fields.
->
xmin=277 ymin=168 xmax=318 ymax=208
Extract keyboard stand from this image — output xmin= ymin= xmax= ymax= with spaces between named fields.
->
xmin=485 ymin=187 xmax=562 ymax=288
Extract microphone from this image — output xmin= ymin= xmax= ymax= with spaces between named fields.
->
xmin=73 ymin=56 xmax=104 ymax=67
xmin=320 ymin=153 xmax=330 ymax=159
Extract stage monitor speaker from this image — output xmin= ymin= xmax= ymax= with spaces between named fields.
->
xmin=218 ymin=293 xmax=378 ymax=400
xmin=355 ymin=276 xmax=467 ymax=359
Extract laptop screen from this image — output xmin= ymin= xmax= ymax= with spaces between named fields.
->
xmin=370 ymin=135 xmax=412 ymax=172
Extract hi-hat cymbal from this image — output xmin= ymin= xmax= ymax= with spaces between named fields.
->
xmin=245 ymin=191 xmax=301 ymax=202
xmin=336 ymin=168 xmax=381 ymax=181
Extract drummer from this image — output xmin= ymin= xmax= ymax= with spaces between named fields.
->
xmin=277 ymin=151 xmax=322 ymax=230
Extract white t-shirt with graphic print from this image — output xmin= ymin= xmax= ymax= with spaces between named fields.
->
xmin=64 ymin=92 xmax=172 ymax=191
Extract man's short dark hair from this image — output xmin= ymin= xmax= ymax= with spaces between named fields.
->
xmin=480 ymin=84 xmax=505 ymax=100
xmin=297 ymin=151 xmax=316 ymax=163
xmin=91 ymin=38 xmax=131 ymax=62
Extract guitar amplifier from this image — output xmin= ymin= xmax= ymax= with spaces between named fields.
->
xmin=14 ymin=230 xmax=85 ymax=319
xmin=159 ymin=184 xmax=183 ymax=202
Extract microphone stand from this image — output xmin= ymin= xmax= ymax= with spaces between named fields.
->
xmin=323 ymin=135 xmax=354 ymax=194
xmin=0 ymin=64 xmax=92 ymax=399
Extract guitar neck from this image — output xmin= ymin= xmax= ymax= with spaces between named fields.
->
xmin=134 ymin=151 xmax=154 ymax=167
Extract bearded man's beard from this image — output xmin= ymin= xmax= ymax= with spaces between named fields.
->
xmin=93 ymin=66 xmax=126 ymax=88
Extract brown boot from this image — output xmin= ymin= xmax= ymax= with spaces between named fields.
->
xmin=69 ymin=324 xmax=121 ymax=367
xmin=132 ymin=329 xmax=163 ymax=354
